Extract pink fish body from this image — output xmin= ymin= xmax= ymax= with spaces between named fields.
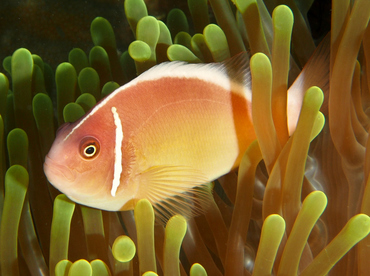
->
xmin=44 ymin=47 xmax=329 ymax=213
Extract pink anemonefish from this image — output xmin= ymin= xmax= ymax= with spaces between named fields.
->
xmin=44 ymin=41 xmax=329 ymax=218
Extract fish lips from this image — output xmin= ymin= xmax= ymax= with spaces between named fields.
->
xmin=43 ymin=155 xmax=77 ymax=188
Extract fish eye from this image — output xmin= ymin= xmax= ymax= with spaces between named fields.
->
xmin=79 ymin=137 xmax=100 ymax=159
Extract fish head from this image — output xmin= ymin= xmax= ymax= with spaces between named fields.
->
xmin=44 ymin=117 xmax=137 ymax=211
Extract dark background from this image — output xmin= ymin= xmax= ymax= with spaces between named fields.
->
xmin=0 ymin=0 xmax=331 ymax=71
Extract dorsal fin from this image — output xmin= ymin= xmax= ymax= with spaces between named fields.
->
xmin=133 ymin=52 xmax=251 ymax=90
xmin=221 ymin=52 xmax=251 ymax=87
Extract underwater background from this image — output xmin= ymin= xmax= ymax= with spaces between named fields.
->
xmin=0 ymin=0 xmax=330 ymax=68
xmin=2 ymin=0 xmax=370 ymax=275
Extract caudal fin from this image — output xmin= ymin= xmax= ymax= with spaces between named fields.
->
xmin=287 ymin=34 xmax=330 ymax=134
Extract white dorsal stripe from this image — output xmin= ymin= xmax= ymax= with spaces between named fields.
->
xmin=111 ymin=106 xmax=124 ymax=197
xmin=63 ymin=60 xmax=250 ymax=141
xmin=134 ymin=61 xmax=232 ymax=89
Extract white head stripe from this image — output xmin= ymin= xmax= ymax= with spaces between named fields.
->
xmin=111 ymin=106 xmax=124 ymax=196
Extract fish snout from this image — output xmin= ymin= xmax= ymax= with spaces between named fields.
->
xmin=44 ymin=155 xmax=76 ymax=185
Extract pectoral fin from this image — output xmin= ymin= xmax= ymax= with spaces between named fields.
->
xmin=137 ymin=165 xmax=212 ymax=222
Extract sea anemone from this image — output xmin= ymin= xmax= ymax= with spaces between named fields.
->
xmin=1 ymin=0 xmax=370 ymax=275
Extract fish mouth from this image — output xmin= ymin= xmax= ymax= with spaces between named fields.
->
xmin=44 ymin=155 xmax=76 ymax=184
